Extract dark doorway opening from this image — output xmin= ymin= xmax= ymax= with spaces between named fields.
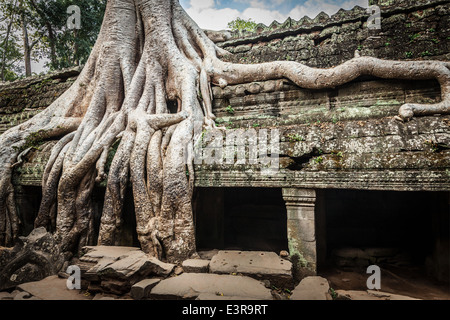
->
xmin=16 ymin=186 xmax=42 ymax=237
xmin=316 ymin=189 xmax=450 ymax=299
xmin=194 ymin=187 xmax=288 ymax=253
xmin=92 ymin=187 xmax=140 ymax=248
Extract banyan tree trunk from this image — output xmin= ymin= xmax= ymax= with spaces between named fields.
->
xmin=0 ymin=0 xmax=448 ymax=263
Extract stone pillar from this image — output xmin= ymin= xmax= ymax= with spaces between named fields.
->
xmin=282 ymin=188 xmax=317 ymax=275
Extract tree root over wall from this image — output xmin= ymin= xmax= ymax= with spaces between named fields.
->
xmin=0 ymin=0 xmax=449 ymax=263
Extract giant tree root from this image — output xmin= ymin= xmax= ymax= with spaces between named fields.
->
xmin=0 ymin=0 xmax=449 ymax=263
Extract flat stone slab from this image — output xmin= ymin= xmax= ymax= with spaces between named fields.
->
xmin=336 ymin=290 xmax=420 ymax=300
xmin=17 ymin=275 xmax=90 ymax=300
xmin=209 ymin=250 xmax=293 ymax=288
xmin=290 ymin=276 xmax=331 ymax=300
xmin=196 ymin=293 xmax=260 ymax=300
xmin=182 ymin=259 xmax=210 ymax=273
xmin=150 ymin=273 xmax=273 ymax=300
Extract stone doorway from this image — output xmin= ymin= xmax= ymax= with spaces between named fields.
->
xmin=193 ymin=187 xmax=288 ymax=253
xmin=317 ymin=189 xmax=450 ymax=299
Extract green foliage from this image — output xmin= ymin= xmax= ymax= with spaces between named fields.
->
xmin=313 ymin=156 xmax=323 ymax=164
xmin=329 ymin=288 xmax=337 ymax=299
xmin=0 ymin=0 xmax=106 ymax=80
xmin=227 ymin=17 xmax=257 ymax=33
xmin=32 ymin=0 xmax=107 ymax=70
xmin=332 ymin=150 xmax=343 ymax=158
xmin=226 ymin=105 xmax=235 ymax=115
xmin=405 ymin=51 xmax=413 ymax=58
xmin=286 ymin=133 xmax=304 ymax=142
xmin=214 ymin=118 xmax=225 ymax=125
xmin=0 ymin=0 xmax=24 ymax=81
xmin=104 ymin=138 xmax=121 ymax=174
xmin=331 ymin=116 xmax=339 ymax=124
xmin=409 ymin=33 xmax=421 ymax=42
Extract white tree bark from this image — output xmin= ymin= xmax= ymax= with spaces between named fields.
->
xmin=0 ymin=0 xmax=448 ymax=262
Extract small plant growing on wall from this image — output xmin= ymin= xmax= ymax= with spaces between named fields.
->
xmin=286 ymin=133 xmax=305 ymax=142
xmin=226 ymin=105 xmax=235 ymax=115
xmin=313 ymin=156 xmax=324 ymax=164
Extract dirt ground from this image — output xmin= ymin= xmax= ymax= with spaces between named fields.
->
xmin=319 ymin=265 xmax=450 ymax=300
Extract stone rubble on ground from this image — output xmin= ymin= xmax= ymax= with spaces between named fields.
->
xmin=77 ymin=246 xmax=175 ymax=294
xmin=335 ymin=289 xmax=420 ymax=300
xmin=0 ymin=227 xmax=65 ymax=291
xmin=0 ymin=247 xmax=423 ymax=300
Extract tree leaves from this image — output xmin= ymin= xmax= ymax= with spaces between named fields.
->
xmin=227 ymin=17 xmax=257 ymax=33
xmin=0 ymin=0 xmax=106 ymax=80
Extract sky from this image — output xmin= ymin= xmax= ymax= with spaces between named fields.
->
xmin=180 ymin=0 xmax=369 ymax=30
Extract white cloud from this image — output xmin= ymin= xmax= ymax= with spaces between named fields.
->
xmin=189 ymin=0 xmax=215 ymax=10
xmin=235 ymin=0 xmax=286 ymax=8
xmin=184 ymin=0 xmax=369 ymax=30
xmin=186 ymin=6 xmax=241 ymax=30
xmin=288 ymin=0 xmax=368 ymax=20
xmin=241 ymin=7 xmax=288 ymax=25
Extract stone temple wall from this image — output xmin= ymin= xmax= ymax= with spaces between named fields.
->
xmin=0 ymin=0 xmax=449 ymax=280
xmin=0 ymin=0 xmax=448 ymax=192
xmin=218 ymin=0 xmax=450 ymax=67
xmin=0 ymin=68 xmax=79 ymax=135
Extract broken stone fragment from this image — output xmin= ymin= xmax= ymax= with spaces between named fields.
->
xmin=290 ymin=276 xmax=331 ymax=300
xmin=130 ymin=278 xmax=161 ymax=300
xmin=78 ymin=246 xmax=175 ymax=294
xmin=0 ymin=227 xmax=64 ymax=291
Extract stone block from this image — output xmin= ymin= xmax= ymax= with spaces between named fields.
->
xmin=209 ymin=250 xmax=293 ymax=289
xmin=150 ymin=273 xmax=272 ymax=300
xmin=182 ymin=259 xmax=210 ymax=273
xmin=290 ymin=276 xmax=331 ymax=300
xmin=130 ymin=278 xmax=161 ymax=300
